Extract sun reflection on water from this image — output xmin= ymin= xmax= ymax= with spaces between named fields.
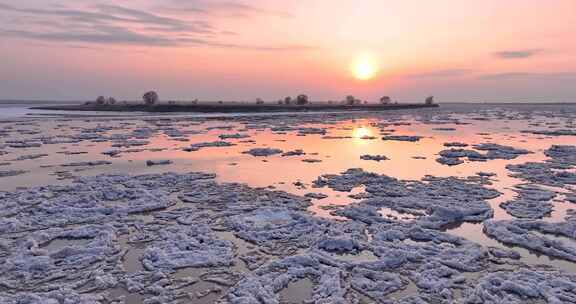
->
xmin=353 ymin=127 xmax=371 ymax=138
xmin=352 ymin=126 xmax=376 ymax=145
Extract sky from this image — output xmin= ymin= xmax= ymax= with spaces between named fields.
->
xmin=0 ymin=0 xmax=575 ymax=102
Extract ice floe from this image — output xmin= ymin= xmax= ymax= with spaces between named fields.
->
xmin=382 ymin=135 xmax=422 ymax=142
xmin=360 ymin=154 xmax=389 ymax=162
xmin=243 ymin=148 xmax=283 ymax=157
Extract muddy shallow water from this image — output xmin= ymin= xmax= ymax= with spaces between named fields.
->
xmin=1 ymin=103 xmax=576 ymax=303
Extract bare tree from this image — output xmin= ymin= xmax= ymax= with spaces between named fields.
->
xmin=296 ymin=94 xmax=309 ymax=105
xmin=425 ymin=96 xmax=435 ymax=105
xmin=284 ymin=96 xmax=292 ymax=105
xmin=143 ymin=91 xmax=159 ymax=106
xmin=96 ymin=96 xmax=106 ymax=105
xmin=345 ymin=95 xmax=356 ymax=105
xmin=106 ymin=97 xmax=117 ymax=105
xmin=380 ymin=96 xmax=391 ymax=104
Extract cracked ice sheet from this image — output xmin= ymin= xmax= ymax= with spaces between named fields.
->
xmin=2 ymin=105 xmax=576 ymax=302
xmin=314 ymin=168 xmax=498 ymax=229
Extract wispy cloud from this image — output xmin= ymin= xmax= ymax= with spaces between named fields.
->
xmin=1 ymin=28 xmax=202 ymax=47
xmin=162 ymin=0 xmax=292 ymax=18
xmin=479 ymin=72 xmax=576 ymax=80
xmin=0 ymin=3 xmax=208 ymax=33
xmin=0 ymin=2 xmax=301 ymax=50
xmin=407 ymin=69 xmax=472 ymax=78
xmin=0 ymin=3 xmax=211 ymax=45
xmin=494 ymin=49 xmax=543 ymax=59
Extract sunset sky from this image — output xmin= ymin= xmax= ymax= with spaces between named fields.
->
xmin=1 ymin=0 xmax=575 ymax=102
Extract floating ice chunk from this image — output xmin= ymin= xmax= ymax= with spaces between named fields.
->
xmin=146 ymin=160 xmax=172 ymax=166
xmin=42 ymin=138 xmax=82 ymax=145
xmin=8 ymin=141 xmax=41 ymax=148
xmin=438 ymin=148 xmax=473 ymax=158
xmin=219 ymin=133 xmax=250 ymax=140
xmin=524 ymin=129 xmax=576 ymax=136
xmin=411 ymin=262 xmax=465 ymax=296
xmin=61 ymin=160 xmax=112 ymax=167
xmin=464 ymin=269 xmax=576 ymax=303
xmin=473 ymin=143 xmax=530 ymax=159
xmin=433 ymin=127 xmax=456 ymax=131
xmin=465 ymin=150 xmax=489 ymax=162
xmin=507 ymin=161 xmax=576 ymax=187
xmin=58 ymin=151 xmax=88 ymax=155
xmin=487 ymin=247 xmax=520 ymax=260
xmin=316 ymin=169 xmax=497 ymax=228
xmin=0 ymin=170 xmax=27 ymax=177
xmin=0 ymin=289 xmax=104 ymax=304
xmin=1 ymin=225 xmax=121 ymax=289
xmin=545 ymin=145 xmax=576 ymax=166
xmin=351 ymin=268 xmax=407 ymax=299
xmin=111 ymin=139 xmax=149 ymax=148
xmin=179 ymin=182 xmax=237 ymax=204
xmin=304 ymin=192 xmax=328 ymax=200
xmin=360 ymin=135 xmax=377 ymax=140
xmin=142 ymin=224 xmax=234 ymax=270
xmin=437 ymin=144 xmax=530 ymax=166
xmin=302 ymin=158 xmax=322 ymax=163
xmin=227 ymin=208 xmax=323 ymax=249
xmin=444 ymin=142 xmax=468 ymax=147
xmin=484 ymin=219 xmax=576 ymax=262
xmin=313 ymin=168 xmax=385 ymax=192
xmin=360 ymin=154 xmax=388 ymax=162
xmin=382 ymin=135 xmax=422 ymax=142
xmin=476 ymin=172 xmax=496 ymax=177
xmin=14 ymin=154 xmax=48 ymax=161
xmin=282 ymin=149 xmax=306 ymax=157
xmin=102 ymin=150 xmax=121 ymax=157
xmin=436 ymin=157 xmax=464 ymax=166
xmin=227 ymin=254 xmax=347 ymax=304
xmin=317 ymin=238 xmax=361 ymax=254
xmin=184 ymin=141 xmax=234 ymax=152
xmin=500 ymin=185 xmax=556 ymax=219
xmin=322 ymin=135 xmax=352 ymax=140
xmin=298 ymin=127 xmax=327 ymax=135
xmin=243 ymin=148 xmax=283 ymax=157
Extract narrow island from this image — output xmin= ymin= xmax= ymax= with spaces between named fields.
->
xmin=31 ymin=91 xmax=439 ymax=113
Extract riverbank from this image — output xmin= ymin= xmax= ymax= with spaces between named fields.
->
xmin=31 ymin=102 xmax=439 ymax=113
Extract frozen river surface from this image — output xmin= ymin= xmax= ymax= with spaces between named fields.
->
xmin=1 ymin=103 xmax=576 ymax=303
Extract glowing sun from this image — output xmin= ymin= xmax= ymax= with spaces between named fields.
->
xmin=351 ymin=56 xmax=378 ymax=80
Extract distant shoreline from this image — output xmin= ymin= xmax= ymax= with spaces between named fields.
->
xmin=30 ymin=103 xmax=440 ymax=113
xmin=1 ymin=100 xmax=574 ymax=105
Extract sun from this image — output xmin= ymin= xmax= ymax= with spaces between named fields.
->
xmin=353 ymin=62 xmax=376 ymax=80
xmin=351 ymin=56 xmax=378 ymax=80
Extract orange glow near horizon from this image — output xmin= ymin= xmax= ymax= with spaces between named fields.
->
xmin=0 ymin=0 xmax=575 ymax=101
